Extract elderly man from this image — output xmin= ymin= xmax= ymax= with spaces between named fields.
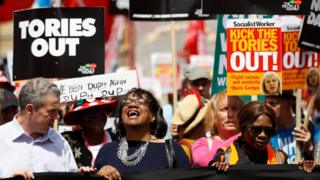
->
xmin=0 ymin=78 xmax=77 ymax=179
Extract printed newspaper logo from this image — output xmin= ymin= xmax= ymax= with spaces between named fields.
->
xmin=290 ymin=0 xmax=302 ymax=5
xmin=282 ymin=0 xmax=302 ymax=11
xmin=78 ymin=63 xmax=97 ymax=74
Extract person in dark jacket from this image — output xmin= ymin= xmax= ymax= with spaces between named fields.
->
xmin=62 ymin=99 xmax=118 ymax=167
xmin=95 ymin=88 xmax=190 ymax=180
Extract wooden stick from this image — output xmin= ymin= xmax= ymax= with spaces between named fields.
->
xmin=251 ymin=95 xmax=257 ymax=101
xmin=52 ymin=0 xmax=60 ymax=130
xmin=170 ymin=21 xmax=178 ymax=112
xmin=52 ymin=0 xmax=56 ymax=7
xmin=295 ymin=89 xmax=302 ymax=163
xmin=303 ymin=92 xmax=317 ymax=128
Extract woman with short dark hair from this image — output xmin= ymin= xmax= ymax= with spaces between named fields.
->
xmin=95 ymin=88 xmax=190 ymax=179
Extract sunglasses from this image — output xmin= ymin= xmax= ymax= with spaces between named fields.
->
xmin=248 ymin=125 xmax=275 ymax=137
xmin=191 ymin=79 xmax=210 ymax=87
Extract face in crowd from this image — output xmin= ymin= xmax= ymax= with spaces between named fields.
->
xmin=212 ymin=92 xmax=244 ymax=136
xmin=0 ymin=106 xmax=18 ymax=125
xmin=117 ymin=88 xmax=167 ymax=138
xmin=238 ymin=102 xmax=276 ymax=151
xmin=244 ymin=114 xmax=274 ymax=150
xmin=264 ymin=73 xmax=280 ymax=95
xmin=76 ymin=106 xmax=107 ymax=131
xmin=29 ymin=93 xmax=60 ymax=136
xmin=307 ymin=68 xmax=319 ymax=88
xmin=264 ymin=94 xmax=294 ymax=126
xmin=190 ymin=78 xmax=211 ymax=99
xmin=121 ymin=92 xmax=154 ymax=130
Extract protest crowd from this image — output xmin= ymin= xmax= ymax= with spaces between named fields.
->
xmin=1 ymin=0 xmax=320 ymax=180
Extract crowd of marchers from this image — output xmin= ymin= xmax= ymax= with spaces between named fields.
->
xmin=0 ymin=66 xmax=320 ymax=180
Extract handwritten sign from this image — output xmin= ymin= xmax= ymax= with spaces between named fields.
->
xmin=226 ymin=19 xmax=281 ymax=95
xmin=55 ymin=70 xmax=138 ymax=102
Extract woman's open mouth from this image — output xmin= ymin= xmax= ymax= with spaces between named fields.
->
xmin=127 ymin=110 xmax=140 ymax=118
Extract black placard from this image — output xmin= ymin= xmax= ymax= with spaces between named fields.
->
xmin=109 ymin=0 xmax=129 ymax=15
xmin=129 ymin=0 xmax=215 ymax=21
xmin=298 ymin=0 xmax=320 ymax=51
xmin=13 ymin=8 xmax=105 ymax=80
xmin=202 ymin=0 xmax=312 ymax=15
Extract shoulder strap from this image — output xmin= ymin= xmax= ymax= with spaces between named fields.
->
xmin=165 ymin=139 xmax=176 ymax=168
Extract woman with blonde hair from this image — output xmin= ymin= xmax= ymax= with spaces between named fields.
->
xmin=192 ymin=91 xmax=244 ymax=167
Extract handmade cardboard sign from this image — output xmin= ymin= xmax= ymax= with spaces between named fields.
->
xmin=55 ymin=70 xmax=138 ymax=102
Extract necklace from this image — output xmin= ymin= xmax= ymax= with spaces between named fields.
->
xmin=117 ymin=137 xmax=150 ymax=166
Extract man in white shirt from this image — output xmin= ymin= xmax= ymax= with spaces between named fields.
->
xmin=0 ymin=78 xmax=77 ymax=179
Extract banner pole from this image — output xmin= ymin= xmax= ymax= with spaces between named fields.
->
xmin=170 ymin=21 xmax=177 ymax=112
xmin=295 ymin=89 xmax=302 ymax=163
xmin=303 ymin=91 xmax=316 ymax=128
xmin=251 ymin=95 xmax=257 ymax=101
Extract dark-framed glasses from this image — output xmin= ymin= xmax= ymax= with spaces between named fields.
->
xmin=248 ymin=125 xmax=275 ymax=137
xmin=122 ymin=98 xmax=148 ymax=106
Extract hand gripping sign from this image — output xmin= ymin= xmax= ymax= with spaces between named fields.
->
xmin=226 ymin=19 xmax=282 ymax=96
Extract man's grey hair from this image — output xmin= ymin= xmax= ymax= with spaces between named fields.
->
xmin=19 ymin=78 xmax=60 ymax=110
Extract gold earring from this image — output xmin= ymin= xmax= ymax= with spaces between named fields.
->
xmin=151 ymin=117 xmax=155 ymax=123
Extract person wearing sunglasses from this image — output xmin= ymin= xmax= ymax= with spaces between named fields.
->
xmin=209 ymin=101 xmax=287 ymax=171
